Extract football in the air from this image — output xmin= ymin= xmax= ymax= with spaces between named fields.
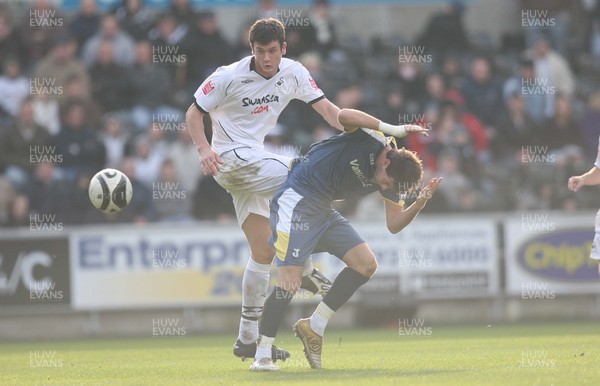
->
xmin=88 ymin=168 xmax=133 ymax=213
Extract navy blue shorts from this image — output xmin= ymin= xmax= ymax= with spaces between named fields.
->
xmin=269 ymin=187 xmax=365 ymax=266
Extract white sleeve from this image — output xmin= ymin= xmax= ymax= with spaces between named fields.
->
xmin=294 ymin=63 xmax=325 ymax=104
xmin=193 ymin=67 xmax=231 ymax=113
xmin=595 ymin=136 xmax=600 ymax=169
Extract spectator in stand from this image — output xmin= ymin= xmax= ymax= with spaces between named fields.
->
xmin=6 ymin=194 xmax=30 ymax=228
xmin=389 ymin=55 xmax=428 ymax=109
xmin=0 ymin=6 xmax=27 ymax=75
xmin=89 ymin=41 xmax=133 ymax=115
xmin=581 ymin=90 xmax=600 ymax=161
xmin=26 ymin=162 xmax=68 ymax=222
xmin=18 ymin=0 xmax=62 ymax=69
xmin=117 ymin=156 xmax=155 ymax=223
xmin=422 ymin=72 xmax=447 ymax=113
xmin=503 ymin=56 xmax=549 ymax=125
xmin=82 ymin=13 xmax=136 ymax=67
xmin=0 ymin=98 xmax=52 ymax=189
xmin=99 ymin=115 xmax=132 ymax=169
xmin=0 ymin=57 xmax=29 ymax=118
xmin=34 ymin=34 xmax=90 ymax=99
xmin=166 ymin=128 xmax=203 ymax=194
xmin=132 ymin=136 xmax=165 ymax=188
xmin=54 ymin=100 xmax=105 ymax=181
xmin=461 ymin=56 xmax=502 ymax=126
xmin=537 ymin=93 xmax=584 ymax=153
xmin=68 ymin=0 xmax=100 ymax=53
xmin=149 ymin=12 xmax=189 ymax=88
xmin=308 ymin=0 xmax=337 ymax=59
xmin=440 ymin=54 xmax=465 ymax=90
xmin=232 ymin=22 xmax=253 ymax=61
xmin=521 ymin=0 xmax=574 ymax=56
xmin=154 ymin=159 xmax=194 ymax=222
xmin=65 ymin=172 xmax=104 ymax=224
xmin=529 ymin=34 xmax=575 ymax=115
xmin=418 ymin=1 xmax=469 ymax=59
xmin=492 ymin=91 xmax=537 ymax=160
xmin=61 ymin=74 xmax=103 ymax=130
xmin=170 ymin=0 xmax=197 ymax=27
xmin=114 ymin=0 xmax=154 ymax=42
xmin=31 ymin=92 xmax=60 ymax=136
xmin=192 ymin=175 xmax=236 ymax=222
xmin=184 ymin=11 xmax=232 ymax=87
xmin=436 ymin=150 xmax=474 ymax=209
xmin=0 ymin=176 xmax=16 ymax=226
xmin=129 ymin=40 xmax=180 ymax=132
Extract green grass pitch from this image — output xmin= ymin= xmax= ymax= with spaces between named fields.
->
xmin=1 ymin=322 xmax=598 ymax=385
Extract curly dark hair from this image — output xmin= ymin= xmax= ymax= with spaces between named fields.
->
xmin=386 ymin=148 xmax=424 ymax=192
xmin=249 ymin=18 xmax=285 ymax=47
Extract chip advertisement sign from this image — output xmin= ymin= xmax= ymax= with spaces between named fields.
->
xmin=505 ymin=214 xmax=600 ymax=294
xmin=0 ymin=237 xmax=70 ymax=306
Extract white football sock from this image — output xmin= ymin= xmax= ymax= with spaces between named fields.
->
xmin=255 ymin=335 xmax=275 ymax=360
xmin=238 ymin=258 xmax=271 ymax=344
xmin=309 ymin=301 xmax=335 ymax=337
xmin=302 ymin=257 xmax=315 ymax=276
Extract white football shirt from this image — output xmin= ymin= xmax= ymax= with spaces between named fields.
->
xmin=595 ymin=135 xmax=600 ymax=169
xmin=193 ymin=56 xmax=325 ymax=155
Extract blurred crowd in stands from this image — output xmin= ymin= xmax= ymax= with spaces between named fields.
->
xmin=1 ymin=0 xmax=600 ymax=227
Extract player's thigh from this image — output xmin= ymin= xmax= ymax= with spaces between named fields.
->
xmin=271 ymin=188 xmax=328 ymax=268
xmin=241 ymin=213 xmax=274 ymax=264
xmin=276 ymin=265 xmax=304 ymax=294
xmin=215 ymin=148 xmax=291 ymax=196
xmin=314 ymin=213 xmax=374 ymax=276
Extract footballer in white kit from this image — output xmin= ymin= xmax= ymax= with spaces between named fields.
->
xmin=568 ymin=135 xmax=600 ymax=272
xmin=186 ymin=18 xmax=343 ymax=363
xmin=193 ymin=55 xmax=325 ymax=225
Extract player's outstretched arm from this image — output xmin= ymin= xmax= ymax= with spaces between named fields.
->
xmin=384 ymin=177 xmax=442 ymax=234
xmin=338 ymin=108 xmax=429 ymax=137
xmin=186 ymin=104 xmax=222 ymax=176
xmin=311 ymin=98 xmax=344 ymax=131
xmin=568 ymin=166 xmax=600 ymax=192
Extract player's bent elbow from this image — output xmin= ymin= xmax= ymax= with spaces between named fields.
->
xmin=386 ymin=222 xmax=405 ymax=235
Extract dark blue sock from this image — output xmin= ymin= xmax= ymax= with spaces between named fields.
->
xmin=322 ymin=267 xmax=370 ymax=311
xmin=258 ymin=286 xmax=294 ymax=338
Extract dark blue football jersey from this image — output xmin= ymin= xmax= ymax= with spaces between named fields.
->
xmin=284 ymin=128 xmax=403 ymax=207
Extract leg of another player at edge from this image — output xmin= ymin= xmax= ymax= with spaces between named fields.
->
xmin=309 ymin=243 xmax=376 ymax=337
xmin=237 ymin=214 xmax=318 ymax=345
xmin=255 ymin=265 xmax=303 ymax=359
xmin=238 ymin=214 xmax=274 ymax=344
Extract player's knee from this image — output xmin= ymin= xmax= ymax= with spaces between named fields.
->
xmin=353 ymin=257 xmax=377 ymax=278
xmin=362 ymin=258 xmax=378 ymax=278
xmin=250 ymin=244 xmax=275 ymax=264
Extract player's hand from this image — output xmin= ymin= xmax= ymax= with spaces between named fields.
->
xmin=198 ymin=146 xmax=223 ymax=176
xmin=404 ymin=124 xmax=430 ymax=137
xmin=568 ymin=175 xmax=585 ymax=192
xmin=416 ymin=177 xmax=443 ymax=205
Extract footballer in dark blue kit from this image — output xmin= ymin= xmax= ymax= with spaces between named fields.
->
xmin=250 ymin=108 xmax=442 ymax=371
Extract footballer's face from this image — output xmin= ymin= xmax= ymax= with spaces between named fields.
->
xmin=252 ymin=41 xmax=286 ymax=78
xmin=374 ymin=146 xmax=396 ymax=191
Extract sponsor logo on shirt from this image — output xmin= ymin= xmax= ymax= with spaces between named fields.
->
xmin=241 ymin=79 xmax=254 ymax=84
xmin=202 ymin=80 xmax=215 ymax=95
xmin=350 ymin=159 xmax=373 ymax=188
xmin=309 ymin=77 xmax=319 ymax=91
xmin=242 ymin=94 xmax=280 ymax=107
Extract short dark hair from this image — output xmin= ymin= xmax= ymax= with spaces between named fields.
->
xmin=386 ymin=148 xmax=423 ymax=192
xmin=249 ymin=18 xmax=285 ymax=47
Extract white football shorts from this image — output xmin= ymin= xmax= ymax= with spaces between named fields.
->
xmin=214 ymin=147 xmax=292 ymax=226
xmin=592 ymin=208 xmax=600 ymax=260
